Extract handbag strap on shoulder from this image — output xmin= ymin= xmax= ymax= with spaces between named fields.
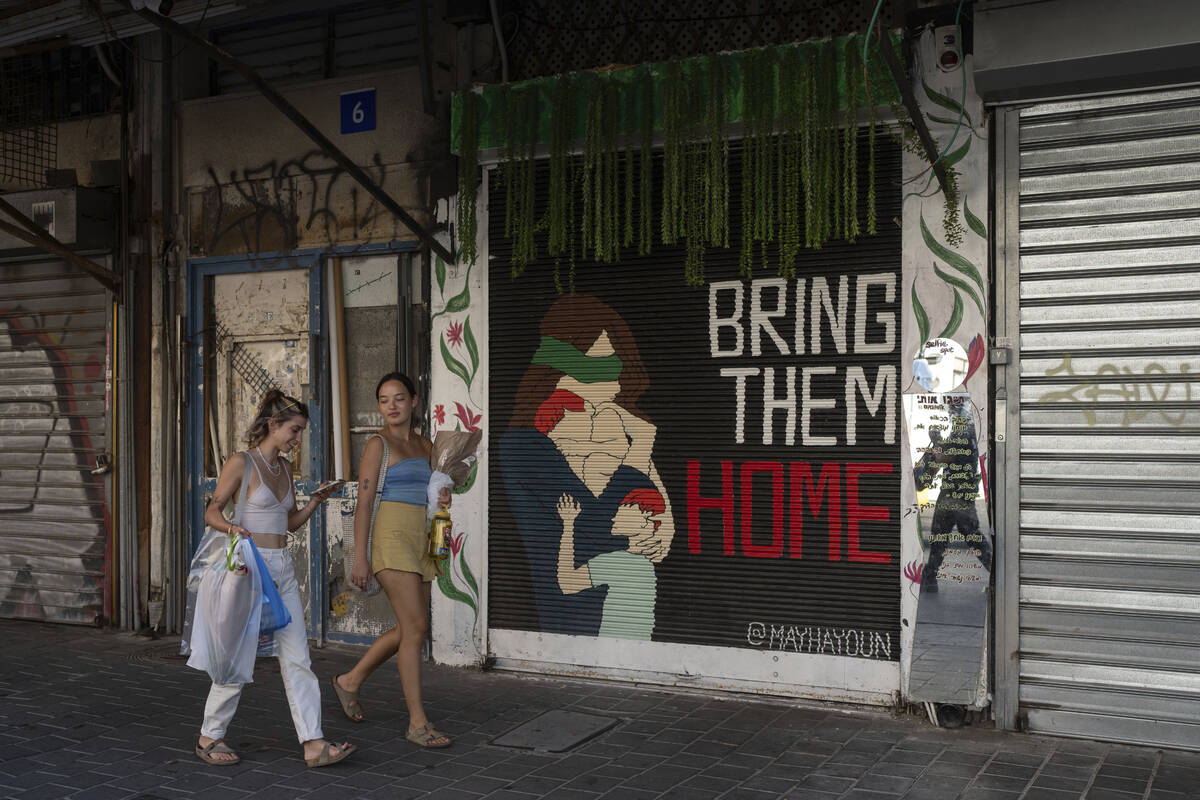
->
xmin=231 ymin=451 xmax=253 ymax=527
xmin=368 ymin=434 xmax=389 ymax=526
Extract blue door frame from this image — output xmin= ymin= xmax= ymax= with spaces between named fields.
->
xmin=186 ymin=243 xmax=418 ymax=643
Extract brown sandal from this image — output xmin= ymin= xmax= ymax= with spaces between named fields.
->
xmin=406 ymin=723 xmax=452 ymax=749
xmin=195 ymin=739 xmax=240 ymax=766
xmin=331 ymin=675 xmax=363 ymax=722
xmin=306 ymin=741 xmax=355 ymax=768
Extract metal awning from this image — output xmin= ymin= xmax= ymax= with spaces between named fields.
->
xmin=0 ymin=0 xmax=247 ymax=49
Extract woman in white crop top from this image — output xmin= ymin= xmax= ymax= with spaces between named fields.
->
xmin=196 ymin=390 xmax=352 ymax=768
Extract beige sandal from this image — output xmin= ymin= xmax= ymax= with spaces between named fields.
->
xmin=195 ymin=739 xmax=240 ymax=766
xmin=331 ymin=675 xmax=363 ymax=722
xmin=305 ymin=741 xmax=355 ymax=768
xmin=406 ymin=723 xmax=452 ymax=749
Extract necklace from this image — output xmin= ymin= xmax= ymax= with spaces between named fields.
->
xmin=256 ymin=445 xmax=282 ymax=476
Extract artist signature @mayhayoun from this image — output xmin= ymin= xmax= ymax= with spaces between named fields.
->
xmin=746 ymin=622 xmax=893 ymax=660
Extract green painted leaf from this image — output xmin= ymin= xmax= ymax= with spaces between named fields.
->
xmin=938 ymin=289 xmax=964 ymax=339
xmin=921 ymin=215 xmax=985 ymax=294
xmin=443 ymin=285 xmax=470 ymax=315
xmin=452 ymin=460 xmax=478 ymax=495
xmin=939 ymin=139 xmax=970 ymax=169
xmin=922 ymin=79 xmax=972 ymax=126
xmin=939 ymin=136 xmax=971 ymax=168
xmin=435 ymin=256 xmax=446 ymax=297
xmin=912 ymin=283 xmax=930 ymax=348
xmin=436 ymin=573 xmax=476 ymax=613
xmin=933 ymin=263 xmax=985 ymax=318
xmin=463 ymin=317 xmax=480 ymax=376
xmin=440 ymin=336 xmax=473 ymax=387
xmin=927 ymin=113 xmax=963 ymax=126
xmin=459 ymin=551 xmax=479 ymax=598
xmin=431 ymin=264 xmax=471 ymax=321
xmin=964 ymin=196 xmax=987 ymax=239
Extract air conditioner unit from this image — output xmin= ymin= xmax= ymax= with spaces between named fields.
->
xmin=0 ymin=187 xmax=116 ymax=256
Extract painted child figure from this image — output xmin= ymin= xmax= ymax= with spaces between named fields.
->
xmin=555 ymin=488 xmax=664 ymax=641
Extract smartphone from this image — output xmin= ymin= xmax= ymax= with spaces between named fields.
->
xmin=316 ymin=479 xmax=345 ymax=494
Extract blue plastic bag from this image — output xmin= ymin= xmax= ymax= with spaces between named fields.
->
xmin=245 ymin=538 xmax=292 ymax=636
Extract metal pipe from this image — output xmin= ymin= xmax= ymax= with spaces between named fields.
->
xmin=876 ymin=26 xmax=954 ymax=202
xmin=93 ymin=42 xmax=121 ymax=87
xmin=488 ymin=0 xmax=508 ymax=83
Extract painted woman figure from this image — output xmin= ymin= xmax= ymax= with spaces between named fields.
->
xmin=332 ymin=373 xmax=453 ymax=748
xmin=498 ymin=294 xmax=674 ymax=636
xmin=196 ymin=390 xmax=352 ymax=767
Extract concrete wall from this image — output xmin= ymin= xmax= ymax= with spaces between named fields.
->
xmin=178 ymin=66 xmax=443 ymax=259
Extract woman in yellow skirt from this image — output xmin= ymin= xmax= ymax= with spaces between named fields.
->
xmin=332 ymin=372 xmax=452 ymax=748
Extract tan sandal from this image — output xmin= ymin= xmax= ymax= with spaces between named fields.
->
xmin=305 ymin=741 xmax=355 ymax=768
xmin=195 ymin=739 xmax=240 ymax=766
xmin=331 ymin=675 xmax=363 ymax=722
xmin=406 ymin=723 xmax=452 ymax=748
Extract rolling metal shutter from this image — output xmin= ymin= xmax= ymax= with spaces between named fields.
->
xmin=1014 ymin=86 xmax=1200 ymax=750
xmin=0 ymin=258 xmax=112 ymax=625
xmin=487 ymin=140 xmax=903 ymax=685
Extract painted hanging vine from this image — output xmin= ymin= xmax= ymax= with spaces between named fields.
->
xmin=452 ymin=33 xmax=904 ymax=288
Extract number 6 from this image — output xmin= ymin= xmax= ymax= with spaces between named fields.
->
xmin=352 ymin=101 xmax=364 ymax=124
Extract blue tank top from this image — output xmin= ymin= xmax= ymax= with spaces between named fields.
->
xmin=380 ymin=457 xmax=432 ymax=504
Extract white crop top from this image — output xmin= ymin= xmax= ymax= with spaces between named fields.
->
xmin=238 ymin=451 xmax=292 ymax=535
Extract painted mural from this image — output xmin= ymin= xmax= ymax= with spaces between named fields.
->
xmin=0 ymin=308 xmax=108 ymax=625
xmin=496 ymin=294 xmax=674 ymax=639
xmin=488 ymin=141 xmax=904 ymax=660
xmin=429 ymin=229 xmax=489 ymax=666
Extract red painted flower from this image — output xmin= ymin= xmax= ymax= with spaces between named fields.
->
xmin=454 ymin=402 xmax=482 ymax=432
xmin=446 ymin=320 xmax=464 ymax=348
xmin=964 ymin=334 xmax=985 ymax=383
xmin=433 ymin=404 xmax=446 ymax=425
xmin=449 ymin=529 xmax=466 ymax=558
xmin=903 ymin=560 xmax=924 ymax=584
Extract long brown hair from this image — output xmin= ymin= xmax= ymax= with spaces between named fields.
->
xmin=244 ymin=389 xmax=309 ymax=446
xmin=509 ymin=294 xmax=649 ymax=428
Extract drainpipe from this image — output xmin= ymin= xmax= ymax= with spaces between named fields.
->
xmin=489 ymin=0 xmax=508 ymax=83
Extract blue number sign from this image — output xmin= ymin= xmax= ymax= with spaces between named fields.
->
xmin=340 ymin=88 xmax=376 ymax=134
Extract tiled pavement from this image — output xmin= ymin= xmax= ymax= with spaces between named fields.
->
xmin=0 ymin=619 xmax=1196 ymax=800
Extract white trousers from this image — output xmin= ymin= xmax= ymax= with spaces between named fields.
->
xmin=200 ymin=546 xmax=324 ymax=744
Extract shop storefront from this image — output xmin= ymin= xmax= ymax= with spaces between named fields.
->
xmin=994 ymin=85 xmax=1200 ymax=751
xmin=0 ymin=189 xmax=116 ymax=625
xmin=484 ymin=142 xmax=906 ymax=702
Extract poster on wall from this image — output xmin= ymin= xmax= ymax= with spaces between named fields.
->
xmin=488 ymin=152 xmax=903 ymax=664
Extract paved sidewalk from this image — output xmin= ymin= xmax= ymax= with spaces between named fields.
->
xmin=0 ymin=620 xmax=1196 ymax=800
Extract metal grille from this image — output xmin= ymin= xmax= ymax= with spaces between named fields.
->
xmin=214 ymin=319 xmax=280 ymax=399
xmin=508 ymin=0 xmax=898 ymax=80
xmin=0 ymin=54 xmax=55 ymax=188
xmin=1014 ymin=86 xmax=1200 ymax=751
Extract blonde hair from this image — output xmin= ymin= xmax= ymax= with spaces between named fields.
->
xmin=244 ymin=389 xmax=308 ymax=447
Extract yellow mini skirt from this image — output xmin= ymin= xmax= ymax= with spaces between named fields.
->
xmin=371 ymin=500 xmax=441 ymax=582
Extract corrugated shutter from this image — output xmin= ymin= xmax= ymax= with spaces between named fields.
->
xmin=0 ymin=259 xmax=111 ymax=625
xmin=487 ymin=139 xmax=903 ymax=678
xmin=1016 ymin=86 xmax=1200 ymax=750
xmin=212 ymin=1 xmax=420 ymax=96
